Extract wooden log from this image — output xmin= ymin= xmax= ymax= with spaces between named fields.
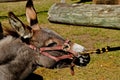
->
xmin=93 ymin=0 xmax=120 ymax=4
xmin=48 ymin=3 xmax=120 ymax=29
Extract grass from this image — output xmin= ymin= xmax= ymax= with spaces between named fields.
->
xmin=0 ymin=0 xmax=120 ymax=80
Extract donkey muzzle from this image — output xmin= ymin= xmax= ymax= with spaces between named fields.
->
xmin=71 ymin=43 xmax=90 ymax=66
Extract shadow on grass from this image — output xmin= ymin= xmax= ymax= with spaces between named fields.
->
xmin=0 ymin=16 xmax=7 ymax=20
xmin=0 ymin=10 xmax=48 ymax=20
xmin=73 ymin=0 xmax=92 ymax=3
xmin=49 ymin=21 xmax=120 ymax=30
xmin=24 ymin=73 xmax=43 ymax=80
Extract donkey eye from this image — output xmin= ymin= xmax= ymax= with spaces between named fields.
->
xmin=47 ymin=42 xmax=57 ymax=47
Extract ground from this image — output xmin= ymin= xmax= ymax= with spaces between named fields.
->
xmin=0 ymin=0 xmax=120 ymax=80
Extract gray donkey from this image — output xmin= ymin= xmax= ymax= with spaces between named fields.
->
xmin=0 ymin=0 xmax=90 ymax=80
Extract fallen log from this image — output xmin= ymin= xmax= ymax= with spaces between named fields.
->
xmin=93 ymin=0 xmax=120 ymax=4
xmin=48 ymin=3 xmax=120 ymax=29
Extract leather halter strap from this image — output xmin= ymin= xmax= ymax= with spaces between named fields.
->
xmin=29 ymin=40 xmax=77 ymax=62
xmin=29 ymin=39 xmax=79 ymax=75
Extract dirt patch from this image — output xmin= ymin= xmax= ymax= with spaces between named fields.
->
xmin=73 ymin=34 xmax=95 ymax=50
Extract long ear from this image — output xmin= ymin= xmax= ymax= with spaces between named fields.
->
xmin=26 ymin=0 xmax=38 ymax=27
xmin=8 ymin=12 xmax=33 ymax=39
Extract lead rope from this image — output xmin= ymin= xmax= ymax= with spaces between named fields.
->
xmin=79 ymin=46 xmax=120 ymax=55
xmin=70 ymin=46 xmax=120 ymax=76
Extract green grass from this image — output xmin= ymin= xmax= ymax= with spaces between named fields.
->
xmin=0 ymin=0 xmax=120 ymax=80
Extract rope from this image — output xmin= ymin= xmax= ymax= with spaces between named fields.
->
xmin=79 ymin=46 xmax=120 ymax=55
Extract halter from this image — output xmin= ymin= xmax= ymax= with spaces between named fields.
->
xmin=29 ymin=40 xmax=77 ymax=62
xmin=29 ymin=39 xmax=78 ymax=75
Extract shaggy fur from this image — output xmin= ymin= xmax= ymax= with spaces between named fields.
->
xmin=0 ymin=36 xmax=38 ymax=80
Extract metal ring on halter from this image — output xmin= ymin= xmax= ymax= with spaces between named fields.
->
xmin=62 ymin=43 xmax=71 ymax=51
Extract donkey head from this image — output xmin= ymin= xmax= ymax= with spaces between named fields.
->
xmin=8 ymin=0 xmax=90 ymax=69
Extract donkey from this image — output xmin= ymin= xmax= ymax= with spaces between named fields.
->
xmin=19 ymin=0 xmax=90 ymax=69
xmin=0 ymin=0 xmax=90 ymax=80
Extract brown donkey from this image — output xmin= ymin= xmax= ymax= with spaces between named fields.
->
xmin=0 ymin=0 xmax=90 ymax=80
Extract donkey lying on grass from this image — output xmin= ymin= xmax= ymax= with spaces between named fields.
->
xmin=0 ymin=0 xmax=90 ymax=80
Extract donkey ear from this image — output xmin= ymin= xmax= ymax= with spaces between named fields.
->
xmin=26 ymin=0 xmax=38 ymax=27
xmin=8 ymin=12 xmax=33 ymax=39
